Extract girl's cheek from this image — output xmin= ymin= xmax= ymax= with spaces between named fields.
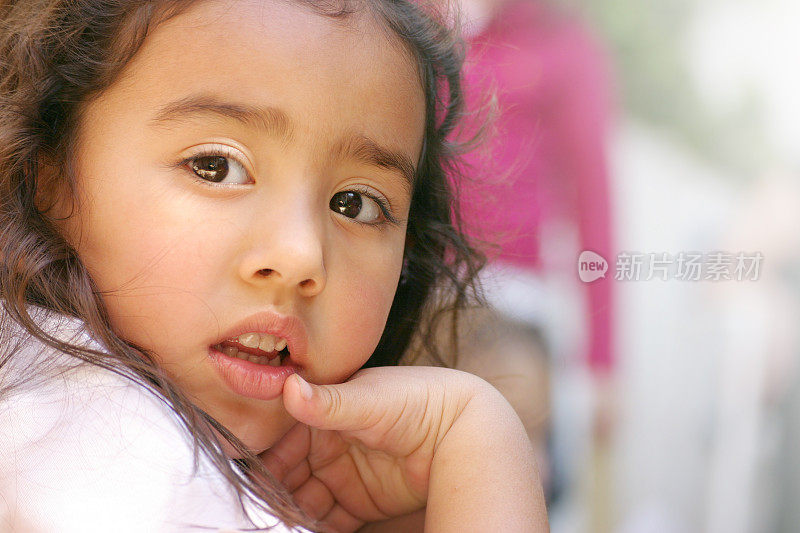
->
xmin=318 ymin=270 xmax=400 ymax=381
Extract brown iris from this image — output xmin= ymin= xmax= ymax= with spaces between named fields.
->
xmin=191 ymin=156 xmax=229 ymax=182
xmin=330 ymin=191 xmax=363 ymax=218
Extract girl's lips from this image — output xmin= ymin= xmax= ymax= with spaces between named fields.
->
xmin=207 ymin=345 xmax=298 ymax=401
xmin=209 ymin=310 xmax=309 ymax=367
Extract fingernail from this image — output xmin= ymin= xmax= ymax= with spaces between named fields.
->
xmin=295 ymin=374 xmax=313 ymax=400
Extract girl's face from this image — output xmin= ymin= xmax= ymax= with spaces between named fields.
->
xmin=56 ymin=0 xmax=424 ymax=453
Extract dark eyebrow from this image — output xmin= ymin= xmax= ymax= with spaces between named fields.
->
xmin=151 ymin=94 xmax=416 ymax=191
xmin=330 ymin=135 xmax=416 ymax=194
xmin=150 ymin=94 xmax=292 ymax=140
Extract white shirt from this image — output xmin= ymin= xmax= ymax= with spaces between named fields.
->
xmin=0 ymin=304 xmax=299 ymax=532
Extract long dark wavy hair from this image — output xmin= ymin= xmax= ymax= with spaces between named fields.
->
xmin=0 ymin=0 xmax=488 ymax=530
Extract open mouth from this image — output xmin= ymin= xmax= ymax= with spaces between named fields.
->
xmin=210 ymin=339 xmax=290 ymax=367
xmin=207 ymin=337 xmax=298 ymax=402
xmin=205 ymin=313 xmax=306 ymax=401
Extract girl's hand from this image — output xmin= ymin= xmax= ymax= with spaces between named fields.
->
xmin=258 ymin=366 xmax=548 ymax=533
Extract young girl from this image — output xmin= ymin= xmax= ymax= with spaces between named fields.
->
xmin=0 ymin=0 xmax=548 ymax=531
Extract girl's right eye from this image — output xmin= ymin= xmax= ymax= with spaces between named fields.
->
xmin=182 ymin=148 xmax=252 ymax=185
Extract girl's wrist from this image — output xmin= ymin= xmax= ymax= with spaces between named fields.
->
xmin=426 ymin=380 xmax=547 ymax=531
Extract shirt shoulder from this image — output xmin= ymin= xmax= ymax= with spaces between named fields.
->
xmin=0 ymin=305 xmax=293 ymax=532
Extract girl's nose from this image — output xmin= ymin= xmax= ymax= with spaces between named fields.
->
xmin=238 ymin=206 xmax=327 ymax=299
xmin=253 ymin=266 xmax=325 ymax=298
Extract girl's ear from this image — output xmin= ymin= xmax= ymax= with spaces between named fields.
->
xmin=34 ymin=156 xmax=70 ymax=219
xmin=34 ymin=156 xmax=79 ymax=247
xmin=34 ymin=157 xmax=56 ymax=213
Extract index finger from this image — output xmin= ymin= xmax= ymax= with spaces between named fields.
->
xmin=258 ymin=422 xmax=311 ymax=482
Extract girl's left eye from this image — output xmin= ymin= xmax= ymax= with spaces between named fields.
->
xmin=329 ymin=190 xmax=385 ymax=224
xmin=185 ymin=151 xmax=251 ymax=185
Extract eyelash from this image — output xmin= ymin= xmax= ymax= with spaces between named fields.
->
xmin=175 ymin=147 xmax=399 ymax=227
xmin=177 ymin=145 xmax=254 ymax=188
xmin=340 ymin=185 xmax=399 ymax=227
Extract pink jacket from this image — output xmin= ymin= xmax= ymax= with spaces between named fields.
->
xmin=458 ymin=0 xmax=615 ymax=371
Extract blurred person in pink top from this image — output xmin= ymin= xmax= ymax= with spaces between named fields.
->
xmin=423 ymin=0 xmax=616 ymax=503
xmin=460 ymin=0 xmax=615 ymax=373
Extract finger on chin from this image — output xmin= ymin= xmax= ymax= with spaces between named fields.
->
xmin=282 ymin=374 xmax=317 ymax=422
xmin=293 ymin=475 xmax=336 ymax=521
xmin=321 ymin=504 xmax=365 ymax=533
xmin=258 ymin=422 xmax=310 ymax=481
xmin=283 ymin=458 xmax=312 ymax=492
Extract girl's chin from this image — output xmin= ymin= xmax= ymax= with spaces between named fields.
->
xmin=219 ymin=437 xmax=248 ymax=459
xmin=210 ymin=413 xmax=297 ymax=459
xmin=211 ymin=426 xmax=268 ymax=459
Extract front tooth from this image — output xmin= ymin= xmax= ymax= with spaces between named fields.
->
xmin=259 ymin=335 xmax=276 ymax=352
xmin=269 ymin=356 xmax=282 ymax=367
xmin=247 ymin=354 xmax=261 ymax=364
xmin=238 ymin=333 xmax=260 ymax=348
xmin=275 ymin=338 xmax=287 ymax=351
xmin=222 ymin=346 xmax=239 ymax=357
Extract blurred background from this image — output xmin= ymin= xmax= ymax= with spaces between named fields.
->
xmin=451 ymin=0 xmax=800 ymax=532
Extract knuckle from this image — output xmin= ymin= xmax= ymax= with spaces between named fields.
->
xmin=323 ymin=385 xmax=345 ymax=421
